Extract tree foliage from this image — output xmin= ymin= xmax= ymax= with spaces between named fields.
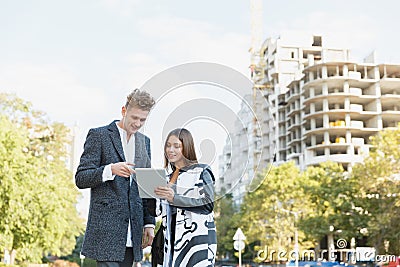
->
xmin=239 ymin=162 xmax=315 ymax=261
xmin=214 ymin=190 xmax=240 ymax=259
xmin=351 ymin=125 xmax=400 ymax=254
xmin=299 ymin=161 xmax=365 ymax=243
xmin=215 ymin=126 xmax=400 ymax=261
xmin=0 ymin=93 xmax=83 ymax=263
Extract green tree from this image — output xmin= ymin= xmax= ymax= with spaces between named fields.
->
xmin=0 ymin=93 xmax=83 ymax=263
xmin=214 ymin=190 xmax=240 ymax=260
xmin=351 ymin=125 xmax=400 ymax=254
xmin=240 ymin=162 xmax=314 ymax=262
xmin=300 ymin=161 xmax=363 ymax=244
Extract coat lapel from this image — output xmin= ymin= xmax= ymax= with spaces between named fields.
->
xmin=134 ymin=132 xmax=144 ymax=164
xmin=107 ymin=121 xmax=126 ymax=162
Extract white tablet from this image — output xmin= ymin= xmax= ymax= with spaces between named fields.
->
xmin=135 ymin=168 xmax=167 ymax=198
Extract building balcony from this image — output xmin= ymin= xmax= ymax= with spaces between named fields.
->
xmin=348 ymin=78 xmax=377 ymax=88
xmin=380 ymin=78 xmax=400 ymax=89
xmin=278 ymin=146 xmax=287 ymax=152
xmin=307 ymin=143 xmax=349 ymax=150
xmin=278 ymin=104 xmax=286 ymax=111
xmin=303 ymin=77 xmax=345 ymax=91
xmin=287 ymin=107 xmax=302 ymax=117
xmin=303 ymin=74 xmax=376 ymax=89
xmin=303 ymin=92 xmax=377 ymax=105
xmin=349 ymin=111 xmax=379 ymax=121
xmin=381 ymin=110 xmax=400 ymax=121
xmin=303 ymin=125 xmax=379 ymax=136
xmin=279 ymin=130 xmax=288 ymax=137
xmin=378 ymin=64 xmax=400 ymax=79
xmin=380 ymin=94 xmax=400 ymax=105
xmin=303 ymin=75 xmax=347 ymax=87
xmin=303 ymin=108 xmax=378 ymax=119
xmin=306 ymin=137 xmax=372 ymax=148
xmin=306 ymin=140 xmax=372 ymax=158
xmin=287 ymin=137 xmax=302 ymax=147
xmin=305 ymin=154 xmax=364 ymax=166
xmin=303 ymin=109 xmax=346 ymax=119
xmin=305 ymin=140 xmax=370 ymax=166
xmin=278 ymin=119 xmax=286 ymax=125
xmin=287 ymin=122 xmax=302 ymax=132
xmin=286 ymin=90 xmax=301 ymax=103
xmin=287 ymin=152 xmax=302 ymax=161
xmin=383 ymin=125 xmax=400 ymax=130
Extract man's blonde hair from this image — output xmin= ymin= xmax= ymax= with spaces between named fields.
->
xmin=125 ymin=89 xmax=155 ymax=111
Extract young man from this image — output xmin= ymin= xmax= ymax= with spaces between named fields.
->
xmin=76 ymin=89 xmax=156 ymax=267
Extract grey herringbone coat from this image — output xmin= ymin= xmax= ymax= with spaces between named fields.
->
xmin=75 ymin=121 xmax=155 ymax=262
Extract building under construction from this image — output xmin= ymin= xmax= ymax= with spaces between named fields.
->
xmin=218 ymin=34 xmax=400 ymax=204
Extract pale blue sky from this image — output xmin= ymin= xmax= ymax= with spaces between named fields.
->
xmin=1 ymin=0 xmax=400 ymax=216
xmin=2 ymin=0 xmax=399 ymax=123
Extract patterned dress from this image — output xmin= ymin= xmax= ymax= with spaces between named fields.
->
xmin=157 ymin=164 xmax=217 ymax=267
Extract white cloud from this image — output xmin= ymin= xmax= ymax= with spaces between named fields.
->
xmin=0 ymin=63 xmax=113 ymax=127
xmin=137 ymin=16 xmax=251 ymax=75
xmin=115 ymin=53 xmax=169 ymax=89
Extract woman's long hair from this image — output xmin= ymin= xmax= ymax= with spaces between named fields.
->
xmin=164 ymin=128 xmax=198 ymax=170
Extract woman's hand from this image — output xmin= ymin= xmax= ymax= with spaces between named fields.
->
xmin=154 ymin=186 xmax=175 ymax=203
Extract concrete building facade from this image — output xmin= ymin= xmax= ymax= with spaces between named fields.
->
xmin=218 ymin=35 xmax=400 ymax=203
xmin=217 ymin=95 xmax=257 ymax=206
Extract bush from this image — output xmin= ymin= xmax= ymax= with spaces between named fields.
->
xmin=82 ymin=258 xmax=96 ymax=267
xmin=0 ymin=263 xmax=20 ymax=267
xmin=50 ymin=260 xmax=79 ymax=267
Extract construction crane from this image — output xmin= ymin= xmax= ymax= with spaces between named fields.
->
xmin=249 ymin=0 xmax=274 ymax=183
xmin=250 ymin=0 xmax=264 ymax=172
xmin=250 ymin=0 xmax=263 ymax=73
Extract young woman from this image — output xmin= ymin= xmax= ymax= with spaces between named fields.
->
xmin=154 ymin=128 xmax=217 ymax=267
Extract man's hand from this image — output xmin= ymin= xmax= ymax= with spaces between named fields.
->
xmin=142 ymin=227 xmax=155 ymax=248
xmin=111 ymin=162 xmax=135 ymax=177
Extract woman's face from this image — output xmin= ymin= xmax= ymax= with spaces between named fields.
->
xmin=165 ymin=135 xmax=185 ymax=167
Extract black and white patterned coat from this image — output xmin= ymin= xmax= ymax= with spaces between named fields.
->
xmin=158 ymin=164 xmax=217 ymax=267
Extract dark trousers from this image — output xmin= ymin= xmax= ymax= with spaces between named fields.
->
xmin=97 ymin=248 xmax=134 ymax=267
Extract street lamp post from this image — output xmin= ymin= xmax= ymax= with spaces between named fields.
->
xmin=328 ymin=225 xmax=335 ymax=262
xmin=294 ymin=226 xmax=299 ymax=267
xmin=80 ymin=253 xmax=85 ymax=267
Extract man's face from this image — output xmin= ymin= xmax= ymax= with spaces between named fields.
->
xmin=121 ymin=106 xmax=149 ymax=136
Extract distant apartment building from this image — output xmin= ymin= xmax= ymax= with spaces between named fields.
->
xmin=218 ymin=35 xmax=400 ymax=203
xmin=217 ymin=95 xmax=257 ymax=206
